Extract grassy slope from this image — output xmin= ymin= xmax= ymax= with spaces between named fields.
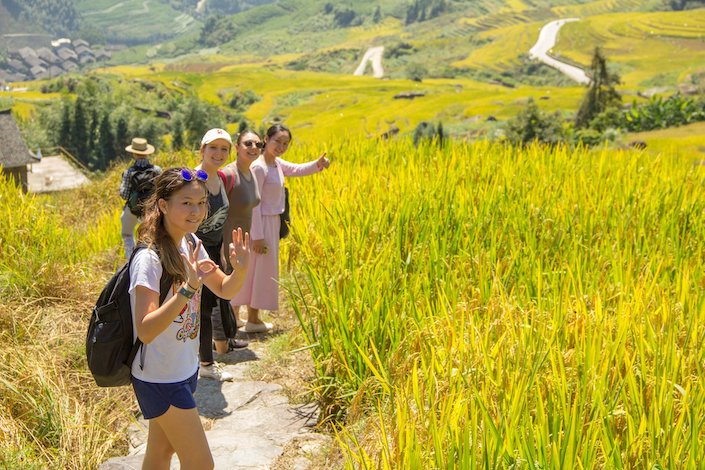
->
xmin=627 ymin=121 xmax=705 ymax=157
xmin=74 ymin=0 xmax=200 ymax=42
xmin=3 ymin=0 xmax=703 ymax=154
xmin=106 ymin=62 xmax=583 ymax=141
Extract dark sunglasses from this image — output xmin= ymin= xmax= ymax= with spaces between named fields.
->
xmin=181 ymin=168 xmax=208 ymax=182
xmin=242 ymin=140 xmax=264 ymax=149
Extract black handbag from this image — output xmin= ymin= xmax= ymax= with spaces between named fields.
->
xmin=279 ymin=186 xmax=290 ymax=239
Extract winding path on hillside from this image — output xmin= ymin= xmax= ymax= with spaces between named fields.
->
xmin=354 ymin=46 xmax=384 ymax=78
xmin=529 ymin=18 xmax=590 ymax=85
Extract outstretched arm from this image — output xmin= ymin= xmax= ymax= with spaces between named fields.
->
xmin=279 ymin=152 xmax=330 ymax=177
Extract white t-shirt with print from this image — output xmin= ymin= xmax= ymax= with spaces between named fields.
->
xmin=129 ymin=236 xmax=208 ymax=383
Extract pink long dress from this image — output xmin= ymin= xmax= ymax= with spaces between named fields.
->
xmin=231 ymin=156 xmax=322 ymax=311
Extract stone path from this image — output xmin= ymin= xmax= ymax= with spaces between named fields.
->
xmin=99 ymin=342 xmax=328 ymax=469
xmin=27 ymin=155 xmax=90 ymax=193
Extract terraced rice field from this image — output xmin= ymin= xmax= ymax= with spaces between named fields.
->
xmin=554 ymin=10 xmax=705 ymax=88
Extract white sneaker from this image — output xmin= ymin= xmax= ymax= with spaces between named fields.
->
xmin=236 ymin=316 xmax=246 ymax=328
xmin=199 ymin=362 xmax=234 ymax=382
xmin=244 ymin=321 xmax=273 ymax=333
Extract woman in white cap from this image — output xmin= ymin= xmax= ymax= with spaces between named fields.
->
xmin=193 ymin=128 xmax=248 ymax=382
xmin=119 ymin=137 xmax=160 ymax=258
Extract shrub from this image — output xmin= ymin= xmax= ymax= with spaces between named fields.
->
xmin=412 ymin=121 xmax=444 ymax=147
xmin=504 ymin=98 xmax=565 ymax=146
xmin=406 ymin=63 xmax=427 ymax=82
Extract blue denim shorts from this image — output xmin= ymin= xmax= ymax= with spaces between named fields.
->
xmin=131 ymin=371 xmax=198 ymax=419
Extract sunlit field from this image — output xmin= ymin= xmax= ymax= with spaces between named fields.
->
xmin=283 ymin=138 xmax=705 ymax=468
xmin=2 ymin=135 xmax=705 ymax=466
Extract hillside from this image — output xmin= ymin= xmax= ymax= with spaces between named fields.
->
xmin=4 ymin=1 xmax=705 ymax=468
xmin=2 ymin=0 xmax=705 ymax=157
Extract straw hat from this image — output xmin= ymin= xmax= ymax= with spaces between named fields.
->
xmin=125 ymin=137 xmax=155 ymax=156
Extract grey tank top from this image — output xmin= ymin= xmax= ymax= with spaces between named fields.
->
xmin=222 ymin=166 xmax=260 ymax=267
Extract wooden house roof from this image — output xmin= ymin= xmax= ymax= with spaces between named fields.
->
xmin=0 ymin=110 xmax=34 ymax=169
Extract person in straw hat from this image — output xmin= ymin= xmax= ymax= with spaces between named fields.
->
xmin=119 ymin=137 xmax=161 ymax=258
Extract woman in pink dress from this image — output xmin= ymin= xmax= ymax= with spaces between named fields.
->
xmin=232 ymin=123 xmax=330 ymax=332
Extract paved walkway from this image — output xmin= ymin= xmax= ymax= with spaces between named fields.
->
xmin=99 ymin=342 xmax=328 ymax=469
xmin=354 ymin=46 xmax=385 ymax=78
xmin=529 ymin=18 xmax=590 ymax=85
xmin=27 ymin=155 xmax=90 ymax=193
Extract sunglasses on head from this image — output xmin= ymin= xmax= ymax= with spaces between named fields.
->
xmin=242 ymin=140 xmax=264 ymax=149
xmin=181 ymin=168 xmax=208 ymax=182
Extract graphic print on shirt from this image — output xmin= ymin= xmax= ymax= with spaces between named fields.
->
xmin=198 ymin=204 xmax=229 ymax=234
xmin=174 ymin=290 xmax=201 ymax=342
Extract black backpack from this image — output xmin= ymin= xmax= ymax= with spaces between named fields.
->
xmin=86 ymin=245 xmax=173 ymax=387
xmin=126 ymin=164 xmax=160 ymax=217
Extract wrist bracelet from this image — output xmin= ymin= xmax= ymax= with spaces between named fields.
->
xmin=178 ymin=284 xmax=196 ymax=299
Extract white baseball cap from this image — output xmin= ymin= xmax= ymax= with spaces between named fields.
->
xmin=200 ymin=128 xmax=233 ymax=147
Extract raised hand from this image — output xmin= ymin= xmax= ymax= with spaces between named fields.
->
xmin=228 ymin=227 xmax=251 ymax=269
xmin=252 ymin=239 xmax=267 ymax=254
xmin=316 ymin=152 xmax=330 ymax=170
xmin=180 ymin=237 xmax=218 ymax=287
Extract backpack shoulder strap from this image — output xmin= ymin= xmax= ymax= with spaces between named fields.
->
xmin=132 ymin=243 xmax=174 ymax=305
xmin=219 ymin=167 xmax=236 ymax=193
xmin=126 ymin=244 xmax=175 ymax=370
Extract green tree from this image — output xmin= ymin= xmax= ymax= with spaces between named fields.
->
xmin=98 ymin=113 xmax=114 ymax=170
xmin=406 ymin=63 xmax=427 ymax=82
xmin=114 ymin=116 xmax=129 ymax=158
xmin=172 ymin=118 xmax=185 ymax=150
xmin=505 ymin=98 xmax=565 ymax=146
xmin=574 ymin=47 xmax=621 ymax=129
xmin=334 ymin=8 xmax=357 ymax=27
xmin=59 ymin=100 xmax=72 ymax=151
xmin=88 ymin=108 xmax=100 ymax=167
xmin=199 ymin=17 xmax=235 ymax=47
xmin=72 ymin=97 xmax=89 ymax=164
xmin=405 ymin=1 xmax=419 ymax=24
xmin=372 ymin=5 xmax=382 ymax=23
xmin=178 ymin=97 xmax=226 ymax=148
